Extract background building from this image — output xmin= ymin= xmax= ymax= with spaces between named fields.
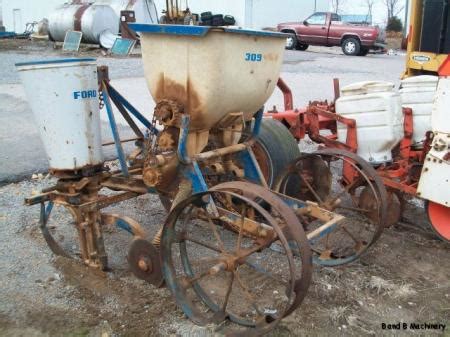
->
xmin=1 ymin=0 xmax=330 ymax=33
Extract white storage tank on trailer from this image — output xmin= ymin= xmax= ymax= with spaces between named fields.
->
xmin=336 ymin=81 xmax=403 ymax=164
xmin=15 ymin=58 xmax=104 ymax=173
xmin=400 ymin=75 xmax=439 ymax=147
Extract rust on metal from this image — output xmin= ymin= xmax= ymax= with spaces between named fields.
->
xmin=73 ymin=4 xmax=90 ymax=32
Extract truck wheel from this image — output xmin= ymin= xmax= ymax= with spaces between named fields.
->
xmin=342 ymin=37 xmax=361 ymax=56
xmin=250 ymin=118 xmax=301 ymax=187
xmin=358 ymin=47 xmax=369 ymax=56
xmin=296 ymin=44 xmax=309 ymax=51
xmin=285 ymin=34 xmax=298 ymax=50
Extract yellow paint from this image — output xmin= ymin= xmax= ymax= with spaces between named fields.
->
xmin=403 ymin=0 xmax=448 ymax=77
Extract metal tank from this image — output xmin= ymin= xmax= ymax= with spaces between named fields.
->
xmin=48 ymin=3 xmax=119 ymax=47
xmin=15 ymin=58 xmax=104 ymax=173
xmin=97 ymin=0 xmax=158 ymax=24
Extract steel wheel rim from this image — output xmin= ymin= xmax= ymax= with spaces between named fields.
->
xmin=274 ymin=149 xmax=387 ymax=266
xmin=210 ymin=181 xmax=313 ymax=317
xmin=160 ymin=190 xmax=299 ymax=335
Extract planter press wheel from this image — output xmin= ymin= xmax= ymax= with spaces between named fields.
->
xmin=274 ymin=148 xmax=388 ymax=266
xmin=426 ymin=201 xmax=450 ymax=243
xmin=160 ymin=187 xmax=312 ymax=335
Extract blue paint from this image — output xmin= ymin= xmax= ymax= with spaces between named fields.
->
xmin=252 ymin=108 xmax=264 ymax=136
xmin=238 ymin=149 xmax=263 ymax=184
xmin=183 ymin=163 xmax=208 ymax=193
xmin=0 ymin=31 xmax=16 ymax=38
xmin=73 ymin=90 xmax=97 ymax=100
xmin=107 ymin=84 xmax=157 ymax=134
xmin=115 ymin=218 xmax=134 ymax=235
xmin=15 ymin=58 xmax=96 ymax=67
xmin=129 ymin=23 xmax=288 ymax=39
xmin=177 ymin=115 xmax=190 ymax=164
xmin=129 ymin=23 xmax=209 ymax=36
xmin=102 ymin=84 xmax=129 ymax=177
xmin=45 ymin=201 xmax=54 ymax=222
xmin=245 ymin=53 xmax=262 ymax=62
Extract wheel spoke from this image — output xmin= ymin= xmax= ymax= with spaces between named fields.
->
xmin=299 ymin=173 xmax=324 ymax=204
xmin=236 ymin=203 xmax=246 ymax=253
xmin=326 ymin=177 xmax=362 ymax=207
xmin=184 ymin=234 xmax=222 ymax=253
xmin=204 ymin=210 xmax=226 ymax=253
xmin=181 ymin=268 xmax=214 ymax=288
xmin=221 ymin=272 xmax=235 ymax=312
xmin=234 ymin=270 xmax=264 ymax=317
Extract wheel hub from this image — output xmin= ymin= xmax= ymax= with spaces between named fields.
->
xmin=346 ymin=42 xmax=356 ymax=53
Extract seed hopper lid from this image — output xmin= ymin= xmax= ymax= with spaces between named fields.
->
xmin=400 ymin=75 xmax=439 ymax=88
xmin=341 ymin=81 xmax=395 ymax=96
xmin=129 ymin=23 xmax=289 ymax=39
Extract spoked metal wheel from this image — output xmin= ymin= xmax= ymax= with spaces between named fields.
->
xmin=210 ymin=181 xmax=313 ymax=317
xmin=275 ymin=148 xmax=388 ymax=266
xmin=160 ymin=186 xmax=312 ymax=335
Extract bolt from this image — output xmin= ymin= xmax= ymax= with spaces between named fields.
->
xmin=138 ymin=258 xmax=152 ymax=272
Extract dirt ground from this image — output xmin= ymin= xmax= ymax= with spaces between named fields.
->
xmin=0 ymin=39 xmax=448 ymax=337
xmin=0 ymin=173 xmax=448 ymax=337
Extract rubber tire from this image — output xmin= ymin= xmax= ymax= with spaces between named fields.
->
xmin=251 ymin=119 xmax=301 ymax=187
xmin=358 ymin=47 xmax=369 ymax=56
xmin=296 ymin=44 xmax=309 ymax=51
xmin=342 ymin=37 xmax=361 ymax=56
xmin=285 ymin=33 xmax=298 ymax=50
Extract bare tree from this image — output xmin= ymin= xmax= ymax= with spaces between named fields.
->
xmin=365 ymin=0 xmax=377 ymax=23
xmin=383 ymin=0 xmax=405 ymax=19
xmin=331 ymin=0 xmax=346 ymax=14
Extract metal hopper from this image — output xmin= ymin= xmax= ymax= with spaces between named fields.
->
xmin=130 ymin=24 xmax=287 ymax=131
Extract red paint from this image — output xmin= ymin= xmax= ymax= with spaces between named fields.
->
xmin=427 ymin=201 xmax=450 ymax=240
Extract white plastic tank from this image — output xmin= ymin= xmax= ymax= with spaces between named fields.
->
xmin=336 ymin=81 xmax=403 ymax=164
xmin=15 ymin=58 xmax=104 ymax=172
xmin=48 ymin=4 xmax=119 ymax=48
xmin=400 ymin=75 xmax=439 ymax=147
xmin=431 ymin=77 xmax=450 ymax=134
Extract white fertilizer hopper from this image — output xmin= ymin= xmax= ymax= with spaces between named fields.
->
xmin=129 ymin=24 xmax=288 ymax=131
xmin=16 ymin=58 xmax=103 ymax=174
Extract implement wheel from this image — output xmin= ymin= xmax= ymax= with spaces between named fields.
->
xmin=275 ymin=148 xmax=388 ymax=266
xmin=249 ymin=118 xmax=301 ymax=187
xmin=160 ymin=185 xmax=312 ymax=335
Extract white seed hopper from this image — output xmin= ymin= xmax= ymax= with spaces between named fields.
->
xmin=130 ymin=24 xmax=288 ymax=131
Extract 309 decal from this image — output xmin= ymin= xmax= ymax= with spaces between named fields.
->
xmin=245 ymin=53 xmax=263 ymax=62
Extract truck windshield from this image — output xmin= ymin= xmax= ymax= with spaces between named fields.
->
xmin=306 ymin=13 xmax=327 ymax=25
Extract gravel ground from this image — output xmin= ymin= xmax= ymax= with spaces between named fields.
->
xmin=0 ymin=176 xmax=449 ymax=336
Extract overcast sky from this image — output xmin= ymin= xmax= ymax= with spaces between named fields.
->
xmin=336 ymin=0 xmax=407 ymax=26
